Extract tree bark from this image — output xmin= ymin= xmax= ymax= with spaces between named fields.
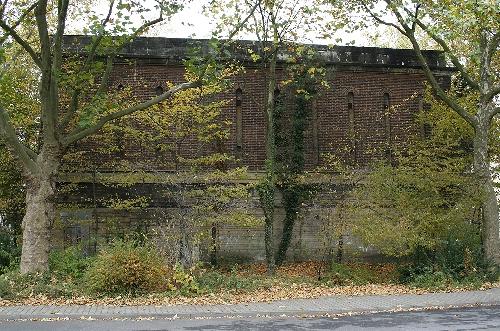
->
xmin=473 ymin=116 xmax=500 ymax=265
xmin=19 ymin=153 xmax=60 ymax=274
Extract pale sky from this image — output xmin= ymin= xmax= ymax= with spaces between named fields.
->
xmin=71 ymin=0 xmax=375 ymax=46
xmin=154 ymin=1 xmax=372 ymax=45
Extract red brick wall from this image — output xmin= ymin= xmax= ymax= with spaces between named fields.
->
xmin=70 ymin=61 xmax=430 ymax=171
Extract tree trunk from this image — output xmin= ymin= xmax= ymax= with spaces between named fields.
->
xmin=473 ymin=120 xmax=500 ymax=265
xmin=20 ymin=147 xmax=61 ymax=274
xmin=275 ymin=188 xmax=300 ymax=266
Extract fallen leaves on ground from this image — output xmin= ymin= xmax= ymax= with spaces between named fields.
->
xmin=0 ymin=262 xmax=497 ymax=307
xmin=0 ymin=281 xmax=497 ymax=307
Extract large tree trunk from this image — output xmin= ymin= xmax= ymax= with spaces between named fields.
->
xmin=473 ymin=119 xmax=500 ymax=265
xmin=20 ymin=152 xmax=60 ymax=274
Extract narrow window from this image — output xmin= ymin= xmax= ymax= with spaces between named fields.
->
xmin=155 ymin=85 xmax=164 ymax=96
xmin=383 ymin=93 xmax=392 ymax=161
xmin=274 ymin=88 xmax=281 ymax=107
xmin=116 ymin=129 xmax=125 ymax=158
xmin=347 ymin=92 xmax=356 ymax=163
xmin=418 ymin=97 xmax=432 ymax=139
xmin=235 ymin=88 xmax=243 ymax=150
xmin=383 ymin=93 xmax=390 ymax=112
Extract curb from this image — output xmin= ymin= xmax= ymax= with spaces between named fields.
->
xmin=0 ymin=288 xmax=498 ymax=322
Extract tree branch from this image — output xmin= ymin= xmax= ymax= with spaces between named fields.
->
xmin=0 ymin=1 xmax=37 ymax=44
xmin=0 ymin=2 xmax=41 ymax=67
xmin=53 ymin=0 xmax=69 ymax=72
xmin=406 ymin=9 xmax=481 ymax=92
xmin=387 ymin=2 xmax=477 ymax=127
xmin=62 ymin=81 xmax=201 ymax=147
xmin=0 ymin=0 xmax=9 ymax=19
xmin=0 ymin=107 xmax=38 ymax=173
xmin=226 ymin=0 xmax=261 ymax=41
xmin=484 ymin=84 xmax=500 ymax=104
xmin=481 ymin=32 xmax=499 ymax=102
xmin=62 ymin=11 xmax=162 ymax=131
xmin=78 ymin=0 xmax=115 ymax=74
xmin=361 ymin=0 xmax=405 ymax=35
xmin=490 ymin=106 xmax=500 ymax=120
xmin=35 ymin=0 xmax=49 ymax=65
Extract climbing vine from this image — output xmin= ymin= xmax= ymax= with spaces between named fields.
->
xmin=274 ymin=47 xmax=326 ymax=266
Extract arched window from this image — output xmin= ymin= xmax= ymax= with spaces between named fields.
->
xmin=235 ymin=88 xmax=243 ymax=150
xmin=382 ymin=93 xmax=392 ymax=161
xmin=273 ymin=88 xmax=282 ymax=110
xmin=347 ymin=92 xmax=356 ymax=163
xmin=418 ymin=97 xmax=432 ymax=139
xmin=383 ymin=93 xmax=390 ymax=112
xmin=155 ymin=85 xmax=164 ymax=96
xmin=347 ymin=92 xmax=354 ymax=111
xmin=236 ymin=88 xmax=243 ymax=106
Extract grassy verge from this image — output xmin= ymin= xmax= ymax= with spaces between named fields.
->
xmin=0 ymin=243 xmax=497 ymax=304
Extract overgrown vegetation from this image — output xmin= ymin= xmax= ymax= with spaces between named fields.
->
xmin=0 ymin=235 xmax=496 ymax=302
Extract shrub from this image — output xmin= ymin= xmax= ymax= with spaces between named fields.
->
xmin=398 ymin=229 xmax=499 ymax=289
xmin=0 ymin=229 xmax=20 ymax=273
xmin=49 ymin=246 xmax=91 ymax=279
xmin=0 ymin=270 xmax=79 ymax=299
xmin=167 ymin=264 xmax=199 ymax=294
xmin=326 ymin=263 xmax=384 ymax=286
xmin=84 ymin=240 xmax=171 ymax=295
xmin=196 ymin=266 xmax=261 ymax=293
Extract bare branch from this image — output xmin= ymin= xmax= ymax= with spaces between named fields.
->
xmin=226 ymin=0 xmax=261 ymax=41
xmin=361 ymin=0 xmax=406 ymax=35
xmin=491 ymin=106 xmax=499 ymax=119
xmin=405 ymin=8 xmax=481 ymax=92
xmin=389 ymin=6 xmax=477 ymax=127
xmin=0 ymin=1 xmax=37 ymax=44
xmin=0 ymin=107 xmax=38 ymax=173
xmin=62 ymin=2 xmax=159 ymax=131
xmin=0 ymin=2 xmax=41 ymax=67
xmin=481 ymin=32 xmax=500 ymax=102
xmin=62 ymin=81 xmax=202 ymax=147
xmin=78 ymin=0 xmax=115 ymax=73
xmin=35 ymin=0 xmax=49 ymax=65
xmin=53 ymin=0 xmax=69 ymax=71
xmin=484 ymin=84 xmax=500 ymax=104
xmin=0 ymin=0 xmax=9 ymax=19
xmin=410 ymin=4 xmax=420 ymax=31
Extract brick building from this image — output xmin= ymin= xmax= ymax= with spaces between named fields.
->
xmin=57 ymin=36 xmax=452 ymax=263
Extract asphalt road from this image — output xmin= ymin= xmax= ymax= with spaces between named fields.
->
xmin=0 ymin=305 xmax=498 ymax=331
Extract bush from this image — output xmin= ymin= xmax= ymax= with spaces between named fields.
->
xmin=326 ymin=263 xmax=384 ymax=286
xmin=398 ymin=230 xmax=499 ymax=289
xmin=168 ymin=264 xmax=199 ymax=294
xmin=196 ymin=266 xmax=261 ymax=292
xmin=0 ymin=270 xmax=79 ymax=299
xmin=84 ymin=240 xmax=171 ymax=295
xmin=49 ymin=246 xmax=91 ymax=279
xmin=0 ymin=229 xmax=20 ymax=273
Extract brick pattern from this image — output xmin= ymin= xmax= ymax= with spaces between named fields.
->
xmin=67 ymin=62 xmax=430 ymax=171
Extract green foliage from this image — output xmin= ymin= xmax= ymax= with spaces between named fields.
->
xmin=345 ymin=86 xmax=484 ymax=257
xmin=48 ymin=247 xmax=92 ymax=280
xmin=398 ymin=229 xmax=499 ymax=289
xmin=0 ymin=270 xmax=79 ymax=299
xmin=167 ymin=264 xmax=200 ymax=294
xmin=326 ymin=263 xmax=388 ymax=286
xmin=349 ymin=155 xmax=481 ymax=257
xmin=196 ymin=266 xmax=263 ymax=293
xmin=0 ymin=228 xmax=20 ymax=273
xmin=84 ymin=240 xmax=171 ymax=295
xmin=273 ymin=48 xmax=325 ymax=265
